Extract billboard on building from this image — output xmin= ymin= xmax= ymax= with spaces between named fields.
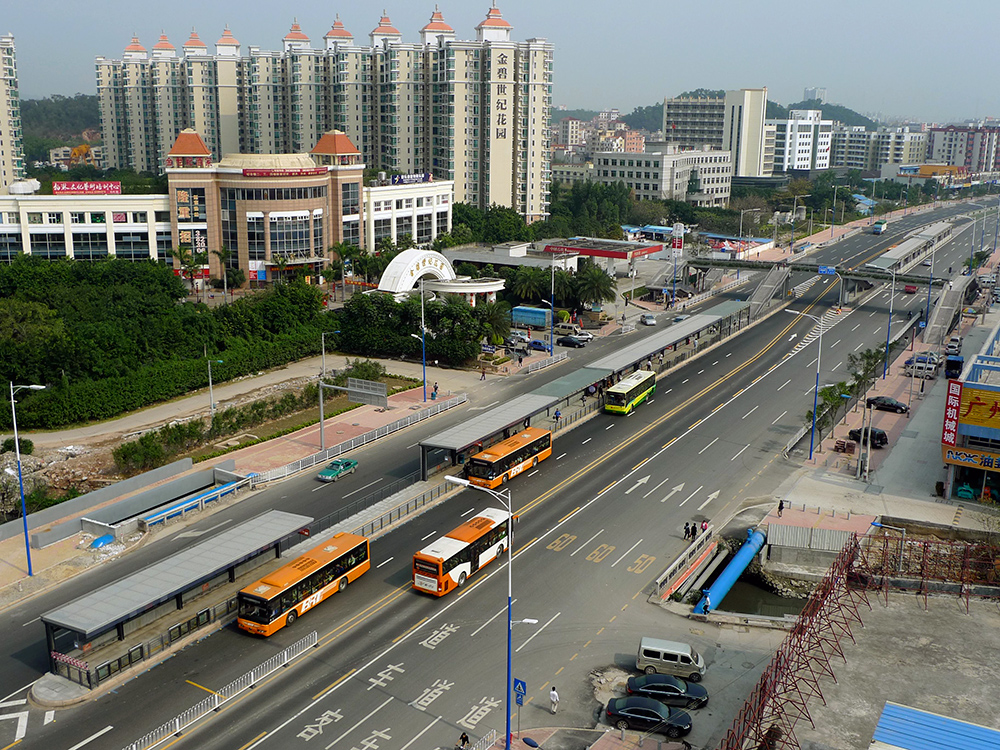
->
xmin=242 ymin=168 xmax=327 ymax=177
xmin=390 ymin=173 xmax=433 ymax=185
xmin=53 ymin=181 xmax=121 ymax=195
xmin=954 ymin=383 xmax=1000 ymax=430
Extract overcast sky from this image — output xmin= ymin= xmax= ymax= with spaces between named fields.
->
xmin=6 ymin=0 xmax=997 ymax=124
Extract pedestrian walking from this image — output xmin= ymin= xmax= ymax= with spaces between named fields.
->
xmin=621 ymin=312 xmax=627 ymax=324
xmin=459 ymin=732 xmax=470 ymax=749
xmin=658 ymin=352 xmax=664 ymax=368
xmin=480 ymin=367 xmax=486 ymax=381
xmin=581 ymin=391 xmax=587 ymax=406
xmin=683 ymin=522 xmax=690 ymax=540
xmin=690 ymin=522 xmax=698 ymax=540
xmin=517 ymin=355 xmax=523 ymax=368
xmin=433 ymin=382 xmax=439 ymax=396
xmin=554 ymin=408 xmax=561 ymax=425
xmin=777 ymin=499 xmax=784 ymax=518
xmin=550 ymin=686 xmax=560 ymax=714
xmin=701 ymin=519 xmax=708 ymax=533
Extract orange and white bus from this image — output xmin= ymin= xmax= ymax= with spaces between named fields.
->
xmin=412 ymin=507 xmax=510 ymax=596
xmin=465 ymin=427 xmax=552 ymax=489
xmin=237 ymin=532 xmax=370 ymax=636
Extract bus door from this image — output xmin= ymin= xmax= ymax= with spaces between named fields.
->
xmin=468 ymin=547 xmax=481 ymax=575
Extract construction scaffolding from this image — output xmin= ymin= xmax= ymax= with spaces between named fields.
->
xmin=716 ymin=529 xmax=1000 ymax=749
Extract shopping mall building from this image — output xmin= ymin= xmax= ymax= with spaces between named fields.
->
xmin=0 ymin=129 xmax=452 ymax=285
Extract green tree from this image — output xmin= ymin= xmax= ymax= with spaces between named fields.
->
xmin=212 ymin=245 xmax=232 ymax=302
xmin=476 ymin=300 xmax=512 ymax=344
xmin=510 ymin=267 xmax=547 ymax=302
xmin=170 ymin=245 xmax=197 ymax=295
xmin=553 ymin=269 xmax=575 ymax=306
xmin=482 ymin=204 xmax=529 ymax=243
xmin=574 ymin=266 xmax=616 ymax=306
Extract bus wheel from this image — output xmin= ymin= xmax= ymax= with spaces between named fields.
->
xmin=287 ymin=610 xmax=297 ymax=627
xmin=458 ymin=572 xmax=467 ymax=587
xmin=339 ymin=577 xmax=349 ymax=592
xmin=501 ymin=474 xmax=507 ymax=485
xmin=497 ymin=543 xmax=506 ymax=558
xmin=532 ymin=457 xmax=538 ymax=467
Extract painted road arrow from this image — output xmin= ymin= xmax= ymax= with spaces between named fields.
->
xmin=660 ymin=483 xmax=685 ymax=503
xmin=698 ymin=490 xmax=720 ymax=510
xmin=625 ymin=475 xmax=650 ymax=495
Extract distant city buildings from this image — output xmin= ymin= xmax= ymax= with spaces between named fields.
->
xmin=0 ymin=34 xmax=25 ymax=193
xmin=803 ymin=87 xmax=827 ymax=103
xmin=96 ymin=5 xmax=552 ymax=222
xmin=830 ymin=126 xmax=927 ymax=171
xmin=926 ymin=126 xmax=1000 ymax=172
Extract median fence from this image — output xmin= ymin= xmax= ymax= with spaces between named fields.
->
xmin=121 ymin=632 xmax=318 ymax=750
xmin=251 ymin=394 xmax=466 ymax=486
xmin=526 ymin=352 xmax=567 ymax=373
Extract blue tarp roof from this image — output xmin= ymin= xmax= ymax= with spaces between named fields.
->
xmin=872 ymin=702 xmax=1000 ymax=750
xmin=853 ymin=194 xmax=877 ymax=206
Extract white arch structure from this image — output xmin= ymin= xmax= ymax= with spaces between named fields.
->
xmin=376 ymin=248 xmax=504 ymax=306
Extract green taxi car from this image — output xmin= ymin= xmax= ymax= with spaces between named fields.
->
xmin=317 ymin=458 xmax=358 ymax=482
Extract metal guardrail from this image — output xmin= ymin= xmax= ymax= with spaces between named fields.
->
xmin=526 ymin=352 xmax=567 ymax=373
xmin=139 ymin=479 xmax=248 ymax=530
xmin=352 ymin=479 xmax=455 ymax=539
xmin=651 ymin=526 xmax=716 ymax=600
xmin=251 ymin=394 xmax=467 ymax=486
xmin=122 ymin=632 xmax=318 ymax=750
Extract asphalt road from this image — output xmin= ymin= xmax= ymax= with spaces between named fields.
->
xmin=3 ymin=200 xmax=988 ymax=749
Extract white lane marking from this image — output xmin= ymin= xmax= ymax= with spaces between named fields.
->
xmin=606 ymin=424 xmax=615 ymax=430
xmin=44 ymin=710 xmax=54 ymax=725
xmin=697 ymin=370 xmax=705 ymax=375
xmin=726 ymin=352 xmax=733 ymax=357
xmin=627 ymin=411 xmax=635 ymax=417
xmin=698 ymin=437 xmax=719 ymax=455
xmin=869 ymin=310 xmax=877 ymax=317
xmin=461 ymin=507 xmax=477 ymax=517
xmin=343 ymin=477 xmax=384 ymax=499
xmin=809 ymin=357 xmax=817 ymax=367
xmin=515 ymin=612 xmax=561 ymax=653
xmin=311 ymin=485 xmax=324 ymax=492
xmin=556 ymin=452 xmax=567 ymax=460
xmin=0 ymin=681 xmax=36 ymax=704
xmin=527 ymin=470 xmax=540 ymax=477
xmin=743 ymin=405 xmax=759 ymax=420
xmin=644 ymin=476 xmax=671 ymax=498
xmin=0 ymin=700 xmax=26 ymax=708
xmin=698 ymin=490 xmax=720 ymax=510
xmin=873 ymin=328 xmax=881 ymax=335
xmin=732 ymin=444 xmax=750 ymax=461
xmin=582 ymin=438 xmax=592 ymax=444
xmin=832 ymin=339 xmax=841 ymax=347
xmin=571 ymin=529 xmax=605 ymax=557
xmin=712 ymin=360 xmax=719 ymax=366
xmin=330 ymin=698 xmax=393 ymax=745
xmin=660 ymin=484 xmax=685 ymax=503
xmin=470 ymin=602 xmax=514 ymax=637
xmin=682 ymin=379 xmax=689 ymax=384
xmin=665 ymin=388 xmax=673 ymax=394
xmin=0 ymin=712 xmax=28 ymax=742
xmin=406 ymin=442 xmax=419 ymax=449
xmin=772 ymin=410 xmax=787 ymax=425
xmin=852 ymin=323 xmax=860 ymax=331
xmin=68 ymin=726 xmax=114 ymax=750
xmin=21 ymin=617 xmax=39 ymax=627
xmin=398 ymin=716 xmax=441 ymax=750
xmin=832 ymin=361 xmax=842 ymax=371
xmin=804 ymin=387 xmax=815 ymax=396
xmin=679 ymin=485 xmax=703 ymax=507
xmin=420 ymin=531 xmax=437 ymax=541
xmin=777 ymin=379 xmax=791 ymax=391
xmin=375 ymin=557 xmax=394 ymax=569
xmin=612 ymin=539 xmax=644 ymax=567
xmin=854 ymin=342 xmax=865 ymax=351
xmin=469 ymin=401 xmax=501 ymax=412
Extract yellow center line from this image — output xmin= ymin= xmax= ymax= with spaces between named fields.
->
xmin=312 ymin=669 xmax=355 ymax=701
xmin=515 ymin=539 xmax=536 ymax=555
xmin=632 ymin=457 xmax=650 ymax=471
xmin=583 ymin=639 xmax=592 ymax=648
xmin=1 ymin=740 xmax=22 ymax=750
xmin=393 ymin=616 xmax=428 ymax=642
xmin=237 ymin=733 xmax=267 ymax=750
xmin=554 ymin=666 xmax=564 ymax=676
xmin=558 ymin=508 xmax=580 ymax=523
xmin=186 ymin=680 xmax=219 ymax=695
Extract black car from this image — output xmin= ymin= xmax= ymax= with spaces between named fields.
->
xmin=605 ymin=696 xmax=692 ymax=738
xmin=848 ymin=426 xmax=888 ymax=448
xmin=556 ymin=335 xmax=586 ymax=348
xmin=626 ymin=674 xmax=709 ymax=709
xmin=866 ymin=396 xmax=908 ymax=414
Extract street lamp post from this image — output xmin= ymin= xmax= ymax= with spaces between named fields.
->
xmin=421 ymin=279 xmax=428 ymax=399
xmin=785 ymin=310 xmax=823 ymax=460
xmin=830 ymin=184 xmax=842 ymax=237
xmin=738 ymin=208 xmax=760 ymax=275
xmin=445 ymin=476 xmax=535 ymax=750
xmin=207 ymin=359 xmax=224 ymax=418
xmin=790 ymin=194 xmax=810 ymax=252
xmin=883 ymin=268 xmax=895 ymax=379
xmin=9 ymin=382 xmax=45 ymax=577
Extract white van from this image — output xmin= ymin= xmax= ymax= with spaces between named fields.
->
xmin=635 ymin=637 xmax=706 ymax=682
xmin=905 ymin=361 xmax=937 ymax=379
xmin=553 ymin=322 xmax=583 ymax=337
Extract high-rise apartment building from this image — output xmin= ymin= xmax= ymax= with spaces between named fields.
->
xmin=0 ymin=34 xmax=25 ymax=193
xmin=766 ymin=110 xmax=833 ymax=173
xmin=96 ymin=5 xmax=553 ymax=221
xmin=926 ymin=126 xmax=1000 ymax=172
xmin=830 ymin=125 xmax=928 ymax=171
xmin=663 ymin=89 xmax=771 ymax=178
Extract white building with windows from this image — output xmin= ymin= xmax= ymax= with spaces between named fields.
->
xmin=592 ymin=144 xmax=731 ymax=206
xmin=767 ymin=109 xmax=833 ymax=173
xmin=363 ymin=175 xmax=453 ymax=253
xmin=0 ymin=34 xmax=25 ymax=193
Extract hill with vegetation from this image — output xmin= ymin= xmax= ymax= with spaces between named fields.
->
xmin=766 ymin=98 xmax=876 ymax=128
xmin=550 ymin=108 xmax=598 ymax=126
xmin=20 ymin=93 xmax=101 ymax=162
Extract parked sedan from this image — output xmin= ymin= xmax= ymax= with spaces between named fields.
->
xmin=605 ymin=697 xmax=692 ymax=738
xmin=528 ymin=339 xmax=551 ymax=352
xmin=848 ymin=426 xmax=888 ymax=448
xmin=317 ymin=458 xmax=358 ymax=482
xmin=866 ymin=395 xmax=908 ymax=414
xmin=639 ymin=314 xmax=657 ymax=326
xmin=573 ymin=330 xmax=595 ymax=342
xmin=626 ymin=674 xmax=709 ymax=709
xmin=556 ymin=335 xmax=587 ymax=348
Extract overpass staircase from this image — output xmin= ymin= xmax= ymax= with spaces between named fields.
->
xmin=748 ymin=265 xmax=791 ymax=319
xmin=923 ymin=275 xmax=975 ymax=347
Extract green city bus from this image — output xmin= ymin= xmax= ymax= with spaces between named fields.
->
xmin=605 ymin=370 xmax=657 ymax=414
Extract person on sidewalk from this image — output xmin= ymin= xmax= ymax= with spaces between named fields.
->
xmin=480 ymin=367 xmax=486 ymax=381
xmin=433 ymin=382 xmax=439 ymax=396
xmin=554 ymin=409 xmax=561 ymax=425
xmin=690 ymin=522 xmax=698 ymax=540
xmin=683 ymin=522 xmax=691 ymax=540
xmin=550 ymin=686 xmax=560 ymax=714
xmin=701 ymin=519 xmax=708 ymax=533
xmin=777 ymin=499 xmax=784 ymax=517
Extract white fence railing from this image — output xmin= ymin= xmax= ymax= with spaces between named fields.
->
xmin=122 ymin=632 xmax=318 ymax=750
xmin=251 ymin=394 xmax=467 ymax=485
xmin=526 ymin=352 xmax=567 ymax=373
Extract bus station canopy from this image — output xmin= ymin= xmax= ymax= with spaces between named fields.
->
xmin=41 ymin=510 xmax=312 ymax=640
xmin=420 ymin=393 xmax=556 ymax=454
xmin=590 ymin=313 xmax=722 ymax=372
xmin=532 ymin=367 xmax=612 ymax=399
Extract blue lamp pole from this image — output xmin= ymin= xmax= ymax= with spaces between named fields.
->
xmin=925 ymin=248 xmax=934 ymax=323
xmin=445 ymin=476 xmax=535 ymax=750
xmin=785 ymin=310 xmax=823 ymax=460
xmin=883 ymin=268 xmax=895 ymax=379
xmin=10 ymin=382 xmax=45 ymax=577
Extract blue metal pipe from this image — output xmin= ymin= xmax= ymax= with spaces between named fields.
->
xmin=694 ymin=528 xmax=766 ymax=614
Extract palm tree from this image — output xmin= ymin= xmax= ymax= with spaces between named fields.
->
xmin=193 ymin=250 xmax=209 ymax=302
xmin=476 ymin=300 xmax=512 ymax=344
xmin=510 ymin=266 xmax=547 ymax=302
xmin=212 ymin=245 xmax=232 ymax=302
xmin=272 ymin=255 xmax=289 ymax=285
xmin=574 ymin=266 xmax=616 ymax=306
xmin=170 ymin=245 xmax=196 ymax=295
xmin=553 ymin=268 xmax=574 ymax=306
